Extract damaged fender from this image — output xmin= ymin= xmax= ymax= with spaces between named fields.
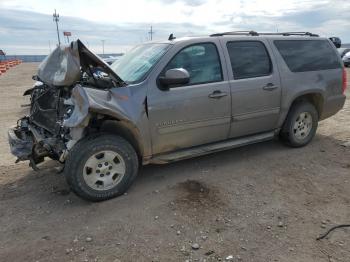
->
xmin=64 ymin=84 xmax=151 ymax=158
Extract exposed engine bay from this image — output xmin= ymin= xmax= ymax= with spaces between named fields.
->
xmin=9 ymin=81 xmax=72 ymax=168
xmin=8 ymin=40 xmax=127 ymax=170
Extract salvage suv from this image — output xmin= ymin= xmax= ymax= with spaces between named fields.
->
xmin=8 ymin=31 xmax=347 ymax=201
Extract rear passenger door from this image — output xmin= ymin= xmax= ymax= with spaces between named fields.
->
xmin=220 ymin=39 xmax=282 ymax=138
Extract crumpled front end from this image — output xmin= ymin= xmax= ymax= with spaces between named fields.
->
xmin=8 ymin=118 xmax=67 ymax=169
xmin=8 ymin=39 xmax=129 ymax=170
xmin=8 ymin=82 xmax=143 ymax=170
xmin=8 ymin=81 xmax=73 ymax=169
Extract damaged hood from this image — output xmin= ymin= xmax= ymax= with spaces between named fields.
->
xmin=37 ymin=39 xmax=125 ymax=87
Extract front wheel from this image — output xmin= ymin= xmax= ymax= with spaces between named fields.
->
xmin=64 ymin=134 xmax=139 ymax=201
xmin=280 ymin=102 xmax=318 ymax=147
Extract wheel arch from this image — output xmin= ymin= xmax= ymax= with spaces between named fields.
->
xmin=289 ymin=92 xmax=324 ymax=118
xmin=283 ymin=91 xmax=324 ymax=121
xmin=98 ymin=118 xmax=144 ymax=160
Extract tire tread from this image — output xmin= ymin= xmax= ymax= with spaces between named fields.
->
xmin=65 ymin=134 xmax=138 ymax=201
xmin=280 ymin=101 xmax=318 ymax=147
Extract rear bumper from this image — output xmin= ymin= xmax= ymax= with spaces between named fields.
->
xmin=320 ymin=94 xmax=346 ymax=120
xmin=8 ymin=127 xmax=33 ymax=160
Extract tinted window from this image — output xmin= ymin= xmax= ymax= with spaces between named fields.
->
xmin=164 ymin=43 xmax=223 ymax=85
xmin=226 ymin=41 xmax=272 ymax=79
xmin=274 ymin=40 xmax=341 ymax=72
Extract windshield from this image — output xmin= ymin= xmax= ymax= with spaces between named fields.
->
xmin=110 ymin=43 xmax=171 ymax=84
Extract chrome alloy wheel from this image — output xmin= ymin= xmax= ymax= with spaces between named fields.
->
xmin=83 ymin=150 xmax=126 ymax=191
xmin=293 ymin=112 xmax=313 ymax=140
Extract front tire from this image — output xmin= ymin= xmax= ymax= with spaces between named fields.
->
xmin=280 ymin=101 xmax=318 ymax=147
xmin=65 ymin=134 xmax=139 ymax=201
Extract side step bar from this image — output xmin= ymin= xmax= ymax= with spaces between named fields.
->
xmin=149 ymin=131 xmax=275 ymax=164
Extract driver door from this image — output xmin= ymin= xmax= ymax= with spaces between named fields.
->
xmin=147 ymin=41 xmax=231 ymax=155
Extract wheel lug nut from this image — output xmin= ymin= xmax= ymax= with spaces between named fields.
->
xmin=100 ymin=174 xmax=104 ymax=177
xmin=104 ymin=162 xmax=108 ymax=166
xmin=108 ymin=166 xmax=112 ymax=170
xmin=98 ymin=164 xmax=102 ymax=168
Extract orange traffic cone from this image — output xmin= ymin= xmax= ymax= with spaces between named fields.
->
xmin=0 ymin=63 xmax=6 ymax=74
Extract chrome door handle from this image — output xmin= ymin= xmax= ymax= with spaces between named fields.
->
xmin=208 ymin=90 xmax=228 ymax=99
xmin=262 ymin=83 xmax=278 ymax=91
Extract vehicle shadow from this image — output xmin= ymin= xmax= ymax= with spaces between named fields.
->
xmin=0 ymin=133 xmax=347 ymax=206
xmin=135 ymin=133 xmax=348 ymax=187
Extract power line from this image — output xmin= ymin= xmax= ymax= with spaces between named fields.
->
xmin=53 ymin=9 xmax=61 ymax=46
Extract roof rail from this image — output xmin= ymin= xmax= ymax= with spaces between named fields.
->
xmin=261 ymin=32 xmax=319 ymax=37
xmin=210 ymin=31 xmax=319 ymax=37
xmin=210 ymin=30 xmax=258 ymax=37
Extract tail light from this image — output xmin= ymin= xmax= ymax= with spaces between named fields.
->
xmin=342 ymin=68 xmax=347 ymax=94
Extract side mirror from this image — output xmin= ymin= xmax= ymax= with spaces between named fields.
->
xmin=329 ymin=37 xmax=341 ymax=48
xmin=159 ymin=68 xmax=190 ymax=89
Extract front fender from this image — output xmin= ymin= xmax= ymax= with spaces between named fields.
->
xmin=63 ymin=84 xmax=152 ymax=161
xmin=63 ymin=85 xmax=134 ymax=128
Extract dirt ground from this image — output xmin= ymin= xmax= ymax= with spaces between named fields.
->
xmin=0 ymin=63 xmax=349 ymax=262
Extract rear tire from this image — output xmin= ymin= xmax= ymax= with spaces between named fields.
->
xmin=280 ymin=101 xmax=318 ymax=147
xmin=65 ymin=134 xmax=139 ymax=201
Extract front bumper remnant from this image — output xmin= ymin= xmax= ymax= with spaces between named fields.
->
xmin=8 ymin=127 xmax=33 ymax=161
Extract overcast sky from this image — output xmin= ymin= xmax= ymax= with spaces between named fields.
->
xmin=0 ymin=0 xmax=349 ymax=54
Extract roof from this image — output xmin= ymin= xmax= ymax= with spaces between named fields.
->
xmin=152 ymin=31 xmax=326 ymax=45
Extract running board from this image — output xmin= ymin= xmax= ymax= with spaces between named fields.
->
xmin=149 ymin=131 xmax=275 ymax=164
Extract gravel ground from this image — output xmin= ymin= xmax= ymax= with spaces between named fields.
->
xmin=0 ymin=63 xmax=349 ymax=262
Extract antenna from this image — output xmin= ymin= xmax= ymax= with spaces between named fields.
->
xmin=168 ymin=33 xmax=176 ymax=41
xmin=53 ymin=9 xmax=61 ymax=46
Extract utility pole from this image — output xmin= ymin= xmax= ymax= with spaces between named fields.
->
xmin=53 ymin=9 xmax=61 ymax=46
xmin=101 ymin=40 xmax=105 ymax=55
xmin=148 ymin=26 xmax=154 ymax=41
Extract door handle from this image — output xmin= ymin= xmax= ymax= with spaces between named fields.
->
xmin=208 ymin=90 xmax=228 ymax=99
xmin=262 ymin=83 xmax=278 ymax=91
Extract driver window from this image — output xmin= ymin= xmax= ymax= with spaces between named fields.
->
xmin=163 ymin=43 xmax=223 ymax=85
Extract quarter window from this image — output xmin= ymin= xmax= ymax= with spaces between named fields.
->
xmin=226 ymin=41 xmax=272 ymax=79
xmin=163 ymin=43 xmax=223 ymax=85
xmin=274 ymin=40 xmax=341 ymax=72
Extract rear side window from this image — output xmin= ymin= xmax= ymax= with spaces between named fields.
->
xmin=226 ymin=41 xmax=272 ymax=79
xmin=274 ymin=40 xmax=341 ymax=72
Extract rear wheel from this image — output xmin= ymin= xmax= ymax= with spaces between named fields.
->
xmin=280 ymin=102 xmax=318 ymax=147
xmin=65 ymin=134 xmax=139 ymax=201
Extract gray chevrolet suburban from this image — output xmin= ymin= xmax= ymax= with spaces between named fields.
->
xmin=8 ymin=31 xmax=347 ymax=201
